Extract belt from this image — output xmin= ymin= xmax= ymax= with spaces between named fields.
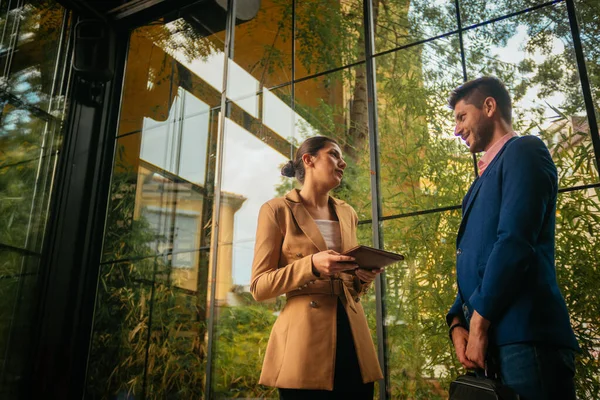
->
xmin=286 ymin=278 xmax=359 ymax=313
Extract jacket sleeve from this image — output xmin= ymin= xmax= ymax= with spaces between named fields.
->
xmin=250 ymin=202 xmax=318 ymax=301
xmin=469 ymin=137 xmax=557 ymax=322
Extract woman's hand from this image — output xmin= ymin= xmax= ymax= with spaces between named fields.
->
xmin=311 ymin=250 xmax=357 ymax=277
xmin=355 ymin=268 xmax=382 ymax=284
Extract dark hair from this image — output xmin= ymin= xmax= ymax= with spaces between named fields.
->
xmin=448 ymin=76 xmax=512 ymax=124
xmin=281 ymin=136 xmax=339 ymax=184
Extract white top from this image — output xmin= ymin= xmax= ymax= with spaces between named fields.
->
xmin=314 ymin=220 xmax=341 ymax=253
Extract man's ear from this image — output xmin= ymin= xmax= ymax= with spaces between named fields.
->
xmin=484 ymin=97 xmax=497 ymax=117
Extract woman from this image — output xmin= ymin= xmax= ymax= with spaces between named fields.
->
xmin=250 ymin=136 xmax=383 ymax=399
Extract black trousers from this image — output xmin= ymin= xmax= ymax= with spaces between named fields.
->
xmin=279 ymin=300 xmax=375 ymax=400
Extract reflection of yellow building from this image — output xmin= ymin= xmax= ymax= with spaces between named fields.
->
xmin=134 ymin=163 xmax=246 ymax=305
xmin=210 ymin=193 xmax=246 ymax=306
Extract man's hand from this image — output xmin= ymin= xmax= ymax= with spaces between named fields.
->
xmin=451 ymin=324 xmax=478 ymax=369
xmin=465 ymin=310 xmax=491 ymax=369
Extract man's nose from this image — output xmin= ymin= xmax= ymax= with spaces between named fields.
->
xmin=454 ymin=124 xmax=462 ymax=137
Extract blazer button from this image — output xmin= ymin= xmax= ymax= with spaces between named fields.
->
xmin=309 ymin=301 xmax=319 ymax=308
xmin=456 ymin=248 xmax=462 ymax=256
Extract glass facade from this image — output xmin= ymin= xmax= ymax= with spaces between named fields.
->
xmin=1 ymin=0 xmax=599 ymax=399
xmin=0 ymin=1 xmax=71 ymax=397
xmin=86 ymin=0 xmax=600 ymax=399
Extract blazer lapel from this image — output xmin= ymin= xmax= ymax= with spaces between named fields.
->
xmin=462 ymin=176 xmax=483 ymax=219
xmin=457 ymin=136 xmax=519 ymax=240
xmin=284 ymin=189 xmax=328 ymax=252
xmin=457 ymin=177 xmax=483 ymax=240
xmin=330 ymin=197 xmax=351 ymax=252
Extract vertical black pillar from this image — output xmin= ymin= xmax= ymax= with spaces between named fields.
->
xmin=29 ymin=20 xmax=129 ymax=400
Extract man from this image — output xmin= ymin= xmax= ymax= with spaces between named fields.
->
xmin=446 ymin=76 xmax=579 ymax=400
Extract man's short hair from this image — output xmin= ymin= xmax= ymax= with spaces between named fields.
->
xmin=448 ymin=77 xmax=512 ymax=124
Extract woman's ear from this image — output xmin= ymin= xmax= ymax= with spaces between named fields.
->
xmin=301 ymin=153 xmax=313 ymax=167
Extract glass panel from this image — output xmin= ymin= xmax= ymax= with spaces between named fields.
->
xmin=263 ymin=85 xmax=294 ymax=141
xmin=0 ymin=250 xmax=40 ymax=397
xmin=211 ymin=20 xmax=297 ymax=389
xmin=379 ymin=190 xmax=600 ymax=399
xmin=375 ymin=0 xmax=458 ymax=54
xmin=459 ymin=0 xmax=545 ymax=27
xmin=358 ymin=222 xmax=380 ymax=397
xmin=0 ymin=0 xmax=67 ymax=253
xmin=375 ymin=36 xmax=472 ymax=218
xmin=0 ymin=157 xmax=37 ymax=251
xmin=103 ymin=95 xmax=216 ymax=265
xmin=575 ymin=0 xmax=600 ymax=133
xmin=232 ymin=0 xmax=292 ymax=88
xmin=117 ymin=27 xmax=222 ymax=138
xmin=86 ymin=260 xmax=155 ymax=397
xmin=0 ymin=154 xmax=58 ymax=254
xmin=211 ymin=60 xmax=375 ymax=396
xmin=294 ymin=67 xmax=373 ymax=214
xmin=88 ymin=14 xmax=224 ymax=397
xmin=464 ymin=1 xmax=599 ymax=187
xmin=212 ymin=297 xmax=281 ymax=399
xmin=357 ymin=221 xmax=373 ymax=247
xmin=1 ymin=3 xmax=66 ymax=111
xmin=0 ymin=98 xmax=62 ymax=253
xmin=144 ymin=266 xmax=208 ymax=398
xmin=227 ymin=0 xmax=293 ymax=120
xmin=382 ymin=210 xmax=462 ymax=399
xmin=357 ymin=222 xmax=377 ymax=359
xmin=227 ymin=59 xmax=260 ymax=118
xmin=0 ymin=105 xmax=53 ymax=166
xmin=556 ymin=188 xmax=600 ymax=398
xmin=0 ymin=2 xmax=69 ymax=393
xmin=137 ymin=88 xmax=211 ymax=184
xmin=294 ymin=0 xmax=364 ymax=79
xmin=210 ymin=116 xmax=288 ymax=399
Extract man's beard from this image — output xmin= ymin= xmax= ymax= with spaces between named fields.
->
xmin=470 ymin=116 xmax=494 ymax=153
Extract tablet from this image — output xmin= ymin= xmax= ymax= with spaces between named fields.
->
xmin=342 ymin=245 xmax=404 ymax=270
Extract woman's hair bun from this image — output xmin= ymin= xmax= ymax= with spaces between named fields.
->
xmin=281 ymin=160 xmax=295 ymax=177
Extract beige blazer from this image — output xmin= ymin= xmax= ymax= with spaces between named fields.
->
xmin=250 ymin=189 xmax=383 ymax=390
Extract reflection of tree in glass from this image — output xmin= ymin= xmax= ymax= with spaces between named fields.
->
xmin=0 ymin=1 xmax=65 ymax=251
xmin=86 ymin=147 xmax=208 ymax=399
xmin=1 ymin=1 xmax=65 ymax=110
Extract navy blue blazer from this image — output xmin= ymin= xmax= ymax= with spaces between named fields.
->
xmin=447 ymin=135 xmax=578 ymax=350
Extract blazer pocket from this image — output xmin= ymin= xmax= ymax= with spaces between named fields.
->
xmin=284 ymin=241 xmax=315 ymax=261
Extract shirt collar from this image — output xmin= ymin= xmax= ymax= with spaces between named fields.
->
xmin=477 ymin=131 xmax=518 ymax=176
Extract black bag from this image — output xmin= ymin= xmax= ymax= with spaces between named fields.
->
xmin=449 ymin=373 xmax=520 ymax=400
